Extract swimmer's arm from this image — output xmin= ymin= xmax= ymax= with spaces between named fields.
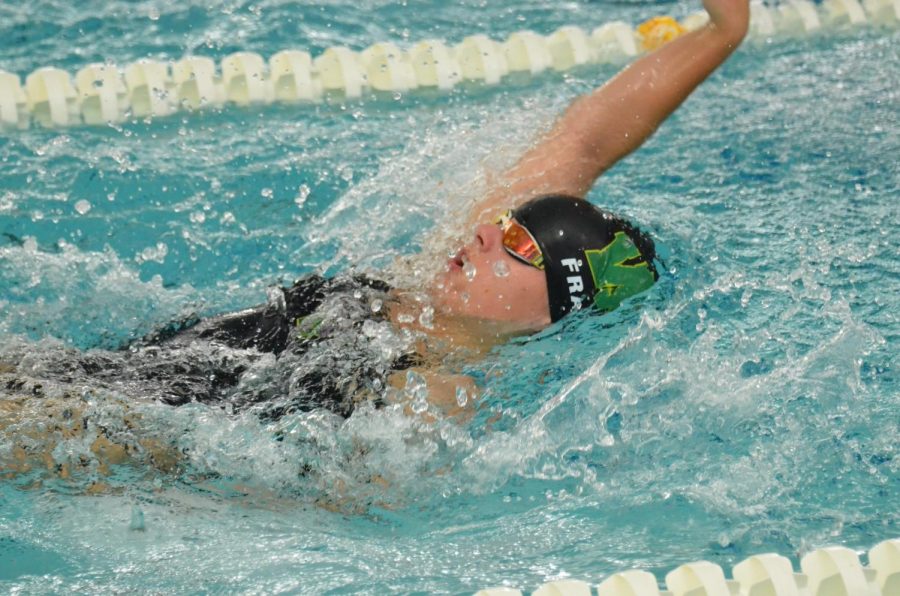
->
xmin=469 ymin=0 xmax=750 ymax=224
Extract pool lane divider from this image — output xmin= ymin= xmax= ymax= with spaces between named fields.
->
xmin=474 ymin=537 xmax=900 ymax=595
xmin=0 ymin=0 xmax=898 ymax=131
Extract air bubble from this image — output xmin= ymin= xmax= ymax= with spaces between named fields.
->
xmin=463 ymin=261 xmax=477 ymax=281
xmin=370 ymin=299 xmax=383 ymax=313
xmin=190 ymin=211 xmax=206 ymax=224
xmin=492 ymin=260 xmax=509 ymax=278
xmin=74 ymin=200 xmax=92 ymax=215
xmin=261 ymin=188 xmax=274 ymax=199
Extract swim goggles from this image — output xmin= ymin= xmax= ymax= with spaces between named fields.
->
xmin=496 ymin=210 xmax=545 ymax=270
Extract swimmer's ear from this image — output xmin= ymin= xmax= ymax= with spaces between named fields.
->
xmin=466 ymin=2 xmax=749 ymax=229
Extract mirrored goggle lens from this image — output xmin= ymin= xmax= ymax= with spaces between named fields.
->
xmin=497 ymin=211 xmax=544 ymax=270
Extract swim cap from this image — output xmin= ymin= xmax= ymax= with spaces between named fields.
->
xmin=511 ymin=195 xmax=658 ymax=322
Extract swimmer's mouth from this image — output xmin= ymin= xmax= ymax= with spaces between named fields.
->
xmin=449 ymin=248 xmax=467 ymax=271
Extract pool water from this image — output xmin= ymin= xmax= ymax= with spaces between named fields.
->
xmin=1 ymin=1 xmax=898 ymax=593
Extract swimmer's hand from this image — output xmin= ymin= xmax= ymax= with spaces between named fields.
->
xmin=703 ymin=0 xmax=750 ymax=42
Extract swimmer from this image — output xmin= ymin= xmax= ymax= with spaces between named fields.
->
xmin=0 ymin=0 xmax=750 ymax=477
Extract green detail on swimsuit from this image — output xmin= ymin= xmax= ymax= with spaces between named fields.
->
xmin=585 ymin=231 xmax=656 ymax=312
xmin=294 ymin=315 xmax=323 ymax=340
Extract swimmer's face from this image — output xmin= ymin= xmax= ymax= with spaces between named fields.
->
xmin=431 ymin=223 xmax=552 ymax=331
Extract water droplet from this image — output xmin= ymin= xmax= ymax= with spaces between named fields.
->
xmin=74 ymin=200 xmax=91 ymax=215
xmin=295 ymin=184 xmax=310 ymax=207
xmin=370 ymin=299 xmax=383 ymax=313
xmin=455 ymin=386 xmax=468 ymax=407
xmin=137 ymin=242 xmax=168 ymax=264
xmin=406 ymin=371 xmax=428 ymax=413
xmin=463 ymin=261 xmax=477 ymax=281
xmin=492 ymin=260 xmax=509 ymax=278
xmin=418 ymin=306 xmax=434 ymax=329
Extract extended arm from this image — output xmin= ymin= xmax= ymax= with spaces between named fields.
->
xmin=468 ymin=0 xmax=750 ymax=225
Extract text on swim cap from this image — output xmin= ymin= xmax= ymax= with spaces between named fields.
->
xmin=561 ymin=258 xmax=585 ymax=308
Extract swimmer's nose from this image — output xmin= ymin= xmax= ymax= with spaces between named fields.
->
xmin=474 ymin=223 xmax=503 ymax=253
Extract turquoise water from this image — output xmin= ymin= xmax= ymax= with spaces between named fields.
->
xmin=2 ymin=1 xmax=899 ymax=593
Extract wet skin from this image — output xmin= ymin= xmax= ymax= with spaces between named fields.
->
xmin=428 ymin=223 xmax=551 ymax=334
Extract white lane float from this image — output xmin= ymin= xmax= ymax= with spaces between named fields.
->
xmin=503 ymin=30 xmax=553 ymax=75
xmin=408 ymin=40 xmax=461 ymax=90
xmin=314 ymin=46 xmax=366 ymax=98
xmin=591 ymin=22 xmax=639 ymax=61
xmin=360 ymin=42 xmax=417 ymax=92
xmin=222 ymin=51 xmax=271 ymax=105
xmin=454 ymin=34 xmax=508 ymax=84
xmin=0 ymin=5 xmax=897 ymax=130
xmin=172 ymin=56 xmax=225 ymax=109
xmin=25 ymin=67 xmax=80 ymax=127
xmin=0 ymin=70 xmax=29 ymax=130
xmin=269 ymin=50 xmax=319 ymax=102
xmin=546 ymin=26 xmax=594 ymax=71
xmin=474 ymin=538 xmax=900 ymax=595
xmin=124 ymin=59 xmax=176 ymax=118
xmin=75 ymin=63 xmax=129 ymax=124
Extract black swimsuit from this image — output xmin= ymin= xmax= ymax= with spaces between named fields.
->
xmin=153 ymin=274 xmax=421 ymax=418
xmin=57 ymin=274 xmax=421 ymax=420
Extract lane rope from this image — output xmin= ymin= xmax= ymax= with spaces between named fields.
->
xmin=476 ymin=537 xmax=900 ymax=596
xmin=0 ymin=0 xmax=897 ymax=130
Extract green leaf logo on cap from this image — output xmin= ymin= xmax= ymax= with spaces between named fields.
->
xmin=585 ymin=232 xmax=656 ymax=312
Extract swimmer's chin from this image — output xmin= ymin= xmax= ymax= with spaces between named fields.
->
xmin=427 ymin=292 xmax=544 ymax=339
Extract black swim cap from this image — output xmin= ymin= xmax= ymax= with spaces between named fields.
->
xmin=511 ymin=195 xmax=658 ymax=322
